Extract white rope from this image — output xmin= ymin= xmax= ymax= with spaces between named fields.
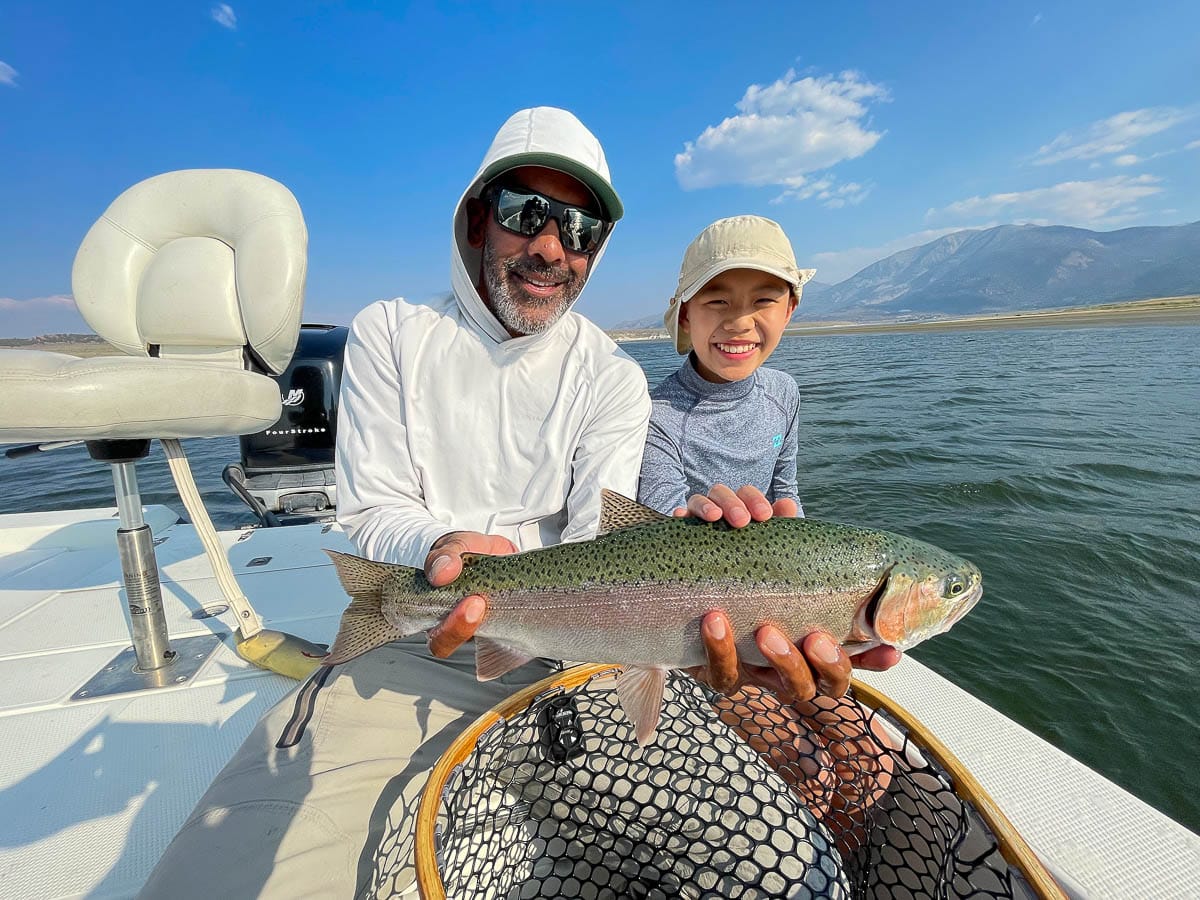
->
xmin=162 ymin=438 xmax=263 ymax=638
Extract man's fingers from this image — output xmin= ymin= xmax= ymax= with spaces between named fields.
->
xmin=425 ymin=532 xmax=517 ymax=587
xmin=800 ymin=631 xmax=852 ymax=697
xmin=427 ymin=594 xmax=487 ymax=658
xmin=700 ymin=611 xmax=739 ymax=693
xmin=425 ymin=540 xmax=466 ymax=587
xmin=756 ymin=625 xmax=816 ymax=702
xmin=849 ymin=645 xmax=903 ymax=672
xmin=487 ymin=536 xmax=519 ymax=556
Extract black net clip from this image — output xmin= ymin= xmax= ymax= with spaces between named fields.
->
xmin=538 ymin=692 xmax=586 ymax=762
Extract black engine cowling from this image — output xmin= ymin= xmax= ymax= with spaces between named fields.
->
xmin=224 ymin=323 xmax=348 ymax=525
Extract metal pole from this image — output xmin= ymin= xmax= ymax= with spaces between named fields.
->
xmin=111 ymin=461 xmax=175 ymax=671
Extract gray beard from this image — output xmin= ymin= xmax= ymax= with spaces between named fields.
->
xmin=481 ymin=240 xmax=583 ymax=335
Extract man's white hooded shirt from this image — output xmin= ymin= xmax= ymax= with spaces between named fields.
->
xmin=336 ymin=109 xmax=652 ymax=565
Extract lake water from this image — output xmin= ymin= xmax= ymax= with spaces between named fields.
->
xmin=3 ymin=323 xmax=1198 ymax=833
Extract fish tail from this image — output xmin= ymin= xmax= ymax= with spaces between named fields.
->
xmin=323 ymin=549 xmax=416 ymax=666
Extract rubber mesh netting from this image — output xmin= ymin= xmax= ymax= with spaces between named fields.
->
xmin=425 ymin=668 xmax=1042 ymax=900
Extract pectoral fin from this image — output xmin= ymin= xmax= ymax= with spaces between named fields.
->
xmin=615 ymin=665 xmax=669 ymax=746
xmin=475 ymin=638 xmax=535 ymax=681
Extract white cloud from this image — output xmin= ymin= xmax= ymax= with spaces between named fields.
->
xmin=1113 ymin=142 xmax=1200 ymax=165
xmin=0 ymin=61 xmax=17 ymax=87
xmin=0 ymin=295 xmax=90 ymax=339
xmin=211 ymin=4 xmax=237 ymax=30
xmin=674 ymin=69 xmax=889 ymax=199
xmin=771 ymin=177 xmax=872 ymax=208
xmin=1032 ymin=107 xmax=1192 ymax=166
xmin=810 ymin=227 xmax=981 ymax=283
xmin=928 ymin=175 xmax=1163 ymax=226
xmin=0 ymin=295 xmax=77 ymax=311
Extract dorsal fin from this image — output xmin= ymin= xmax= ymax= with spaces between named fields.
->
xmin=597 ymin=489 xmax=670 ymax=537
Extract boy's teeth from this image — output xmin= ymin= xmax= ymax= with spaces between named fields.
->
xmin=716 ymin=342 xmax=756 ymax=353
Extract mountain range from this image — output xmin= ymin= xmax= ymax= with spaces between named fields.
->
xmin=612 ymin=221 xmax=1200 ymax=327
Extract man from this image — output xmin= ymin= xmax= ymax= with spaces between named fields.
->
xmin=139 ymin=107 xmax=878 ymax=899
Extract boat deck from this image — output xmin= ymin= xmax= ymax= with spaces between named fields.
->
xmin=0 ymin=508 xmax=1196 ymax=898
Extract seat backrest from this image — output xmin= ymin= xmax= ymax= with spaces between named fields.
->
xmin=71 ymin=169 xmax=307 ymax=374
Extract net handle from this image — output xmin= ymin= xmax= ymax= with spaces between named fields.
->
xmin=415 ymin=663 xmax=619 ymax=900
xmin=850 ymin=679 xmax=1067 ymax=900
xmin=415 ymin=666 xmax=1067 ymax=900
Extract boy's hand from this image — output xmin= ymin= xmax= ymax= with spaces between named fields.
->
xmin=424 ymin=531 xmax=516 ymax=657
xmin=673 ymin=484 xmax=798 ymax=526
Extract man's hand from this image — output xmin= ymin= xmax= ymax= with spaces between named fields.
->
xmin=692 ymin=612 xmax=903 ymax=700
xmin=846 ymin=645 xmax=902 ymax=672
xmin=690 ymin=612 xmax=855 ymax=701
xmin=423 ymin=531 xmax=516 ymax=657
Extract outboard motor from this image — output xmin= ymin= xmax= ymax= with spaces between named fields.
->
xmin=223 ymin=323 xmax=348 ymax=526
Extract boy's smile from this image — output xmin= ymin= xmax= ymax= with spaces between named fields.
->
xmin=680 ymin=268 xmax=798 ymax=383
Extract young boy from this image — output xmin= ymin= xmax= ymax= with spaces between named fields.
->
xmin=636 ymin=217 xmax=894 ymax=855
xmin=638 ymin=215 xmax=815 ymax=516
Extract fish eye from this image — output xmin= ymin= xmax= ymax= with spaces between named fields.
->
xmin=943 ymin=575 xmax=966 ymax=598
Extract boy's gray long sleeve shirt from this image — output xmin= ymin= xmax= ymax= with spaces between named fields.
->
xmin=637 ymin=355 xmax=802 ymax=515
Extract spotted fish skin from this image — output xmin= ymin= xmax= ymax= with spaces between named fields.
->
xmin=324 ymin=491 xmax=982 ymax=744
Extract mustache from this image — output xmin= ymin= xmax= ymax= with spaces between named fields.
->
xmin=504 ymin=258 xmax=576 ymax=284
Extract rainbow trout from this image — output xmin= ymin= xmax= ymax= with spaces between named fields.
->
xmin=325 ymin=491 xmax=982 ymax=744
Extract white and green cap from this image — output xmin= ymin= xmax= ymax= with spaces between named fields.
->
xmin=664 ymin=215 xmax=815 ymax=354
xmin=475 ymin=107 xmax=623 ymax=221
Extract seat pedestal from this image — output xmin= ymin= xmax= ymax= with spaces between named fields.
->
xmin=95 ymin=440 xmax=176 ymax=672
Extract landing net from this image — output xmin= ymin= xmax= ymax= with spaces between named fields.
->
xmin=415 ymin=665 xmax=1061 ymax=899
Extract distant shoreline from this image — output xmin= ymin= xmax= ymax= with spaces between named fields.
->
xmin=607 ymin=295 xmax=1200 ymax=341
xmin=4 ymin=296 xmax=1198 ymax=356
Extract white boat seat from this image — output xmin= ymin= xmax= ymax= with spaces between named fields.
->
xmin=0 ymin=169 xmax=319 ymax=683
xmin=0 ymin=351 xmax=282 ymax=440
xmin=0 ymin=169 xmax=307 ymax=442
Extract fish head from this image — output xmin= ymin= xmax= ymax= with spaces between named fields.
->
xmin=859 ymin=549 xmax=983 ymax=652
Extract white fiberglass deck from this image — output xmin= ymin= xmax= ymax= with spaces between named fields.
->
xmin=0 ymin=507 xmax=1196 ymax=899
xmin=0 ymin=507 xmax=353 ymax=899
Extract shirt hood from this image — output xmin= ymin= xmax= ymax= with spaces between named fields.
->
xmin=451 ymin=107 xmax=621 ymax=348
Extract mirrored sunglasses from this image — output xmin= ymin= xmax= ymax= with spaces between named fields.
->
xmin=488 ymin=186 xmax=608 ymax=254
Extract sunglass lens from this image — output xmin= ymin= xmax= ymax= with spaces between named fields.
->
xmin=492 ymin=188 xmax=605 ymax=253
xmin=560 ymin=208 xmax=604 ymax=253
xmin=495 ymin=190 xmax=550 ymax=236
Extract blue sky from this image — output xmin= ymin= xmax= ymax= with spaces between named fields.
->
xmin=3 ymin=1 xmax=1199 ymax=335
